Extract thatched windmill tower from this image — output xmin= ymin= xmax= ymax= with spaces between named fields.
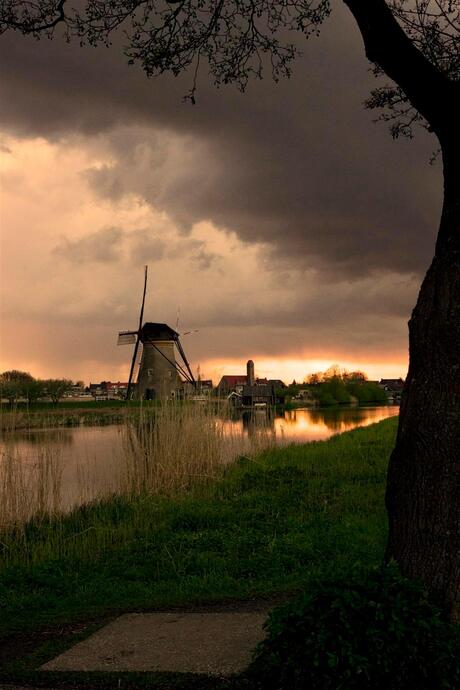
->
xmin=117 ymin=267 xmax=196 ymax=400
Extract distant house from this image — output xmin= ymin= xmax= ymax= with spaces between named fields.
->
xmin=187 ymin=378 xmax=214 ymax=400
xmin=217 ymin=363 xmax=286 ymax=406
xmin=198 ymin=379 xmax=213 ymax=391
xmin=89 ymin=381 xmax=128 ymax=399
xmin=379 ymin=378 xmax=405 ymax=402
xmin=296 ymin=388 xmax=316 ymax=404
xmin=63 ymin=384 xmax=91 ymax=399
xmin=242 ymin=382 xmax=276 ymax=407
xmin=255 ymin=377 xmax=286 ymax=389
xmin=267 ymin=379 xmax=287 ymax=389
xmin=89 ymin=383 xmax=104 ymax=398
xmin=105 ymin=381 xmax=128 ymax=395
xmin=216 ymin=375 xmax=248 ymax=396
xmin=379 ymin=378 xmax=405 ymax=392
xmin=227 ymin=390 xmax=243 ymax=406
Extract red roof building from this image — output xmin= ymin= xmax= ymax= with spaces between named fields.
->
xmin=216 ymin=375 xmax=247 ymax=394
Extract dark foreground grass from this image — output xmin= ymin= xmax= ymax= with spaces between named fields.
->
xmin=0 ymin=418 xmax=397 ymax=636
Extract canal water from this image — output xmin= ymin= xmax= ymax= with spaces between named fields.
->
xmin=0 ymin=405 xmax=398 ymax=518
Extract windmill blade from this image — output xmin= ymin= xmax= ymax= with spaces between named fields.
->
xmin=126 ymin=336 xmax=141 ymax=400
xmin=175 ymin=306 xmax=181 ymax=332
xmin=126 ymin=266 xmax=148 ymax=400
xmin=181 ymin=329 xmax=199 ymax=336
xmin=143 ymin=336 xmax=194 ymax=385
xmin=176 ymin=337 xmax=196 ymax=386
xmin=117 ymin=331 xmax=137 ymax=345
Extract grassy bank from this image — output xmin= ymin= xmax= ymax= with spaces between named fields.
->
xmin=0 ymin=399 xmax=233 ymax=431
xmin=0 ymin=417 xmax=397 ymax=635
xmin=0 ymin=403 xmax=272 ymax=527
xmin=0 ymin=400 xmax=134 ymax=431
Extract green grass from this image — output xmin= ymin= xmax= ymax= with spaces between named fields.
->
xmin=0 ymin=418 xmax=397 ymax=635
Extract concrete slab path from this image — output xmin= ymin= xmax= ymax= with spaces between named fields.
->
xmin=41 ymin=612 xmax=268 ymax=676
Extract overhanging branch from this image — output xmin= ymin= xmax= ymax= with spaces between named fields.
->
xmin=343 ymin=0 xmax=455 ymax=133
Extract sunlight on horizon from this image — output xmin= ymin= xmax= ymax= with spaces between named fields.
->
xmin=203 ymin=357 xmax=408 ymax=386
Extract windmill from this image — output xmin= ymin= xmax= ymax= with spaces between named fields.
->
xmin=118 ymin=266 xmax=196 ymax=400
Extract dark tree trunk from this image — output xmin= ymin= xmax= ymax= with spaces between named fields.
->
xmin=342 ymin=0 xmax=460 ymax=623
xmin=385 ymin=136 xmax=460 ymax=620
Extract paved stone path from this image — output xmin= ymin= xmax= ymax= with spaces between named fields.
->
xmin=41 ymin=612 xmax=268 ymax=676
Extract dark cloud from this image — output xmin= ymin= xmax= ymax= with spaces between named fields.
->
xmin=0 ymin=3 xmax=443 ymax=283
xmin=50 ymin=223 xmax=217 ymax=274
xmin=181 ymin=272 xmax=418 ymax=338
xmin=82 ymin=126 xmax=438 ymax=278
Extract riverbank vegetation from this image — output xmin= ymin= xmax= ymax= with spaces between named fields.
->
xmin=281 ymin=366 xmax=388 ymax=408
xmin=0 ymin=402 xmax=129 ymax=431
xmin=250 ymin=564 xmax=460 ymax=689
xmin=1 ymin=366 xmax=392 ymax=434
xmin=0 ymin=417 xmax=397 ymax=634
xmin=0 ymin=370 xmax=73 ymax=404
xmin=0 ymin=403 xmax=274 ymax=528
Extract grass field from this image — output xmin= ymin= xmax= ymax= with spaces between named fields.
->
xmin=0 ymin=400 xmax=133 ymax=431
xmin=0 ymin=417 xmax=397 ymax=635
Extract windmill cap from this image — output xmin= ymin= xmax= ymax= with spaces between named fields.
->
xmin=140 ymin=323 xmax=179 ymax=342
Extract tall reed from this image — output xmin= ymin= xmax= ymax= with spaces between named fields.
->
xmin=120 ymin=401 xmax=275 ymax=495
xmin=0 ymin=445 xmax=63 ymax=529
xmin=0 ymin=401 xmax=276 ymax=528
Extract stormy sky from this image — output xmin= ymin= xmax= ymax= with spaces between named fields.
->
xmin=0 ymin=3 xmax=442 ymax=384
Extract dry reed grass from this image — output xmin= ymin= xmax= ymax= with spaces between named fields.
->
xmin=120 ymin=402 xmax=275 ymax=495
xmin=0 ymin=403 xmax=128 ymax=431
xmin=0 ymin=445 xmax=63 ymax=529
xmin=0 ymin=401 xmax=276 ymax=528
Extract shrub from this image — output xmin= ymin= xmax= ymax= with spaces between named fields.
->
xmin=317 ymin=378 xmax=351 ymax=406
xmin=346 ymin=381 xmax=388 ymax=404
xmin=249 ymin=565 xmax=460 ymax=689
xmin=318 ymin=391 xmax=337 ymax=406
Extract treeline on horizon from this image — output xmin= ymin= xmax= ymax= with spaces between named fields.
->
xmin=283 ymin=365 xmax=388 ymax=406
xmin=0 ymin=370 xmax=73 ymax=404
xmin=0 ymin=365 xmax=390 ymax=407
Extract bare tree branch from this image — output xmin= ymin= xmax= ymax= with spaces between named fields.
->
xmin=0 ymin=0 xmax=69 ymax=35
xmin=0 ymin=0 xmax=458 ymax=137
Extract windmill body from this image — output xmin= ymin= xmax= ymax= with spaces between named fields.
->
xmin=136 ymin=323 xmax=180 ymax=400
xmin=117 ymin=267 xmax=196 ymax=401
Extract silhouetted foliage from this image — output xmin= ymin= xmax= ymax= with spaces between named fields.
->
xmin=43 ymin=378 xmax=73 ymax=404
xmin=249 ymin=565 xmax=460 ymax=689
xmin=0 ymin=371 xmax=72 ymax=404
xmin=0 ymin=369 xmax=35 ymax=403
xmin=0 ymin=1 xmax=457 ymax=118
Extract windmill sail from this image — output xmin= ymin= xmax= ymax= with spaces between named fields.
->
xmin=117 ymin=331 xmax=137 ymax=345
xmin=126 ymin=265 xmax=148 ymax=400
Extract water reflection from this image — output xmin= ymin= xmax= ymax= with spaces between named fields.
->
xmin=241 ymin=409 xmax=277 ymax=440
xmin=1 ymin=428 xmax=74 ymax=446
xmin=0 ymin=406 xmax=398 ymax=518
xmin=0 ymin=406 xmax=398 ymax=460
xmin=238 ymin=405 xmax=398 ymax=443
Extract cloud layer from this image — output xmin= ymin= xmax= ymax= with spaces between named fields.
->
xmin=0 ymin=4 xmax=443 ymax=381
